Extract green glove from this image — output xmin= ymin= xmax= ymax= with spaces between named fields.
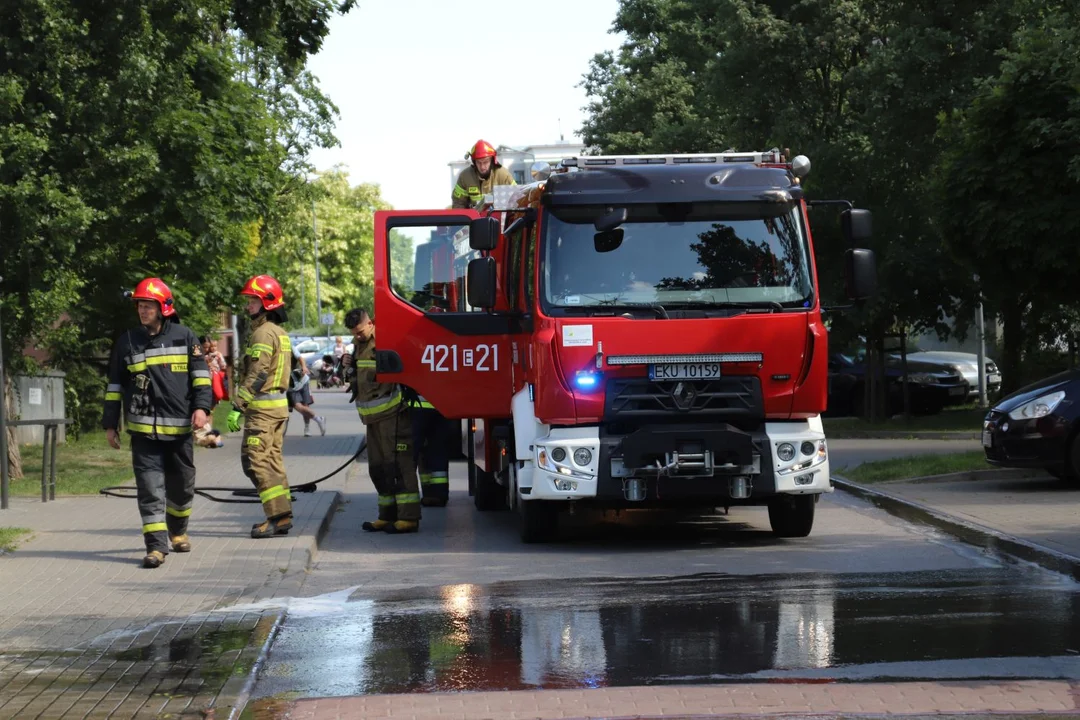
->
xmin=226 ymin=408 xmax=243 ymax=433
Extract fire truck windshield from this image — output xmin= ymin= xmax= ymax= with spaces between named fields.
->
xmin=540 ymin=205 xmax=814 ymax=315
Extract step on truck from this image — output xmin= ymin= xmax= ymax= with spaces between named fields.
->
xmin=373 ymin=150 xmax=877 ymax=542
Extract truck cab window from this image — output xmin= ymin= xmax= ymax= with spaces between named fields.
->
xmin=388 ymin=222 xmax=482 ymax=314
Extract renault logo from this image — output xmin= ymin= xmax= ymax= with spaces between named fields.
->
xmin=671 ymin=381 xmax=697 ymax=410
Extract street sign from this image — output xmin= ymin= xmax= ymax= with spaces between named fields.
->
xmin=319 ymin=313 xmax=334 ymax=326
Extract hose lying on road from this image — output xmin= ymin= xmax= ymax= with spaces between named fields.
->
xmin=99 ymin=436 xmax=367 ymax=504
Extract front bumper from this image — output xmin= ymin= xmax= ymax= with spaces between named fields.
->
xmin=983 ymin=411 xmax=1069 ymax=468
xmin=525 ymin=419 xmax=831 ymax=507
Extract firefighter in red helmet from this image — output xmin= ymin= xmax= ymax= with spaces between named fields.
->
xmin=102 ymin=278 xmax=212 ymax=568
xmin=451 ymin=139 xmax=516 ymax=209
xmin=226 ymin=274 xmax=295 ymax=538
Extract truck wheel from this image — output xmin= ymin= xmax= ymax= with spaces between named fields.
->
xmin=474 ymin=467 xmax=505 ymax=511
xmin=520 ymin=500 xmax=558 ymax=543
xmin=768 ymin=494 xmax=815 ymax=538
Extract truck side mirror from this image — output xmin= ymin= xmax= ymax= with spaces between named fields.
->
xmin=467 ymin=257 xmax=497 ymax=309
xmin=469 ymin=217 xmax=499 ymax=251
xmin=844 ymin=248 xmax=877 ymax=300
xmin=841 ymin=208 xmax=872 ymax=245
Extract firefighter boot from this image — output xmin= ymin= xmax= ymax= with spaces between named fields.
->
xmin=251 ymin=513 xmax=293 ymax=538
xmin=361 ymin=519 xmax=392 ymax=532
xmin=384 ymin=520 xmax=419 ymax=534
xmin=170 ymin=535 xmax=192 ymax=553
xmin=143 ymin=550 xmax=166 ymax=569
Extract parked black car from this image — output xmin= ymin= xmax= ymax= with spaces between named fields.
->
xmin=827 ymin=353 xmax=969 ymax=417
xmin=982 ymin=369 xmax=1080 ymax=480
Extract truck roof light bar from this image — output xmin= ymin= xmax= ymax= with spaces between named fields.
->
xmin=562 ymin=150 xmax=785 ymax=169
xmin=607 ymin=353 xmax=764 ymax=366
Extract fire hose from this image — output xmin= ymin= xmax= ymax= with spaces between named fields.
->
xmin=99 ymin=436 xmax=366 ymax=504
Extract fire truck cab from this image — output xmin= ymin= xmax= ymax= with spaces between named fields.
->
xmin=373 ymin=150 xmax=876 ymax=542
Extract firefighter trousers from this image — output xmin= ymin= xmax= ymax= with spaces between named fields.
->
xmin=131 ymin=434 xmax=196 ymax=554
xmin=366 ymin=407 xmax=420 ymax=522
xmin=241 ymin=412 xmax=292 ymax=520
xmin=411 ymin=406 xmax=450 ymax=503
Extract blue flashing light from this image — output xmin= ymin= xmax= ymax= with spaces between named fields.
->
xmin=575 ymin=372 xmax=599 ymax=390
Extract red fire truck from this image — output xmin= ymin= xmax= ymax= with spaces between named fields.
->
xmin=373 ymin=150 xmax=876 ymax=542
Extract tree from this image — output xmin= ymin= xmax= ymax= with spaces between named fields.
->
xmin=256 ymin=167 xmax=392 ymax=326
xmin=581 ymin=0 xmax=1080 ymax=410
xmin=0 ymin=0 xmax=355 ymax=452
xmin=935 ymin=11 xmax=1080 ymax=391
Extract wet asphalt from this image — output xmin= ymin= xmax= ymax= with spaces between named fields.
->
xmin=247 ymin=568 xmax=1080 ymax=699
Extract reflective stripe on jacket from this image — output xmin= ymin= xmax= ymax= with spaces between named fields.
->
xmin=451 ymin=165 xmax=516 ymax=209
xmin=101 ymin=320 xmax=212 ymax=439
xmin=353 ymin=331 xmax=402 ymax=424
xmin=234 ymin=315 xmax=291 ymax=417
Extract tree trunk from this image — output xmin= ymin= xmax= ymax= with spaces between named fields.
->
xmin=1000 ymin=304 xmax=1025 ymax=395
xmin=4 ymin=374 xmax=23 ymax=480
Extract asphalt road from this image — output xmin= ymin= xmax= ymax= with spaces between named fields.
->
xmin=237 ymin=396 xmax=1070 ymax=702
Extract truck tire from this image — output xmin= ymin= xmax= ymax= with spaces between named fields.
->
xmin=473 ymin=466 xmax=505 ymax=511
xmin=520 ymin=500 xmax=558 ymax=543
xmin=768 ymin=494 xmax=815 ymax=538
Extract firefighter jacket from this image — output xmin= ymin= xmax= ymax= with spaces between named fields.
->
xmin=451 ymin=164 xmax=516 ymax=209
xmin=102 ymin=320 xmax=212 ymax=440
xmin=233 ymin=314 xmax=291 ymax=418
xmin=353 ymin=330 xmax=403 ymax=425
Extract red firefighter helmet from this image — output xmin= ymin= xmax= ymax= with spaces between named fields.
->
xmin=131 ymin=277 xmax=176 ymax=317
xmin=469 ymin=139 xmax=497 ymax=164
xmin=240 ymin=274 xmax=285 ymax=311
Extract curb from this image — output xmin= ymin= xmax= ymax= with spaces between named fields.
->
xmin=874 ymin=468 xmax=1047 ymax=485
xmin=834 ymin=475 xmax=1080 ymax=580
xmin=214 ymin=488 xmax=342 ymax=718
xmin=828 ymin=430 xmax=980 ymax=441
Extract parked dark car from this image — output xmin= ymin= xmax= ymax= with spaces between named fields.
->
xmin=982 ymin=368 xmax=1080 ymax=481
xmin=827 ymin=353 xmax=969 ymax=417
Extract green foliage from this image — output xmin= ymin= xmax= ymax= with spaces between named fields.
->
xmin=0 ymin=527 xmax=32 ymax=553
xmin=17 ymin=429 xmax=133 ymax=495
xmin=581 ymin=0 xmax=1080 ymax=393
xmin=256 ymin=167 xmax=392 ymax=326
xmin=935 ymin=7 xmax=1080 ymax=390
xmin=55 ymin=356 xmax=108 ymax=438
xmin=841 ymin=451 xmax=990 ymax=484
xmin=0 ymin=0 xmax=355 ymax=371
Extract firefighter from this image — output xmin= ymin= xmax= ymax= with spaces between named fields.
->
xmin=410 ymin=394 xmax=451 ymax=507
xmin=451 ymin=139 xmax=516 ymax=209
xmin=103 ymin=278 xmax=212 ymax=569
xmin=226 ymin=275 xmax=294 ymax=538
xmin=344 ymin=307 xmax=421 ymax=533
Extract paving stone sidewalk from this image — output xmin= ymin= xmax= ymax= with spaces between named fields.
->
xmin=264 ymin=680 xmax=1080 ymax=719
xmin=838 ymin=470 xmax=1080 ymax=562
xmin=0 ymin=394 xmax=363 ymax=719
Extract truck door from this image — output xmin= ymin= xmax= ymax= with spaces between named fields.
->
xmin=373 ymin=210 xmax=515 ymax=419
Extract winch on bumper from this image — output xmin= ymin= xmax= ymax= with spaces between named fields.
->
xmin=527 ymin=419 xmax=830 ymax=507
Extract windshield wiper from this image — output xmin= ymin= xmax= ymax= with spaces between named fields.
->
xmin=559 ymin=302 xmax=669 ymax=319
xmin=605 ymin=301 xmax=669 ymax=319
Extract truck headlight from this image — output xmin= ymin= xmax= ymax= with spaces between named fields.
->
xmin=777 ymin=442 xmax=796 ymax=462
xmin=573 ymin=447 xmax=593 ymax=466
xmin=537 ymin=445 xmax=593 ymax=479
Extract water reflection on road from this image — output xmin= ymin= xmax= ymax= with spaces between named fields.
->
xmin=249 ymin=567 xmax=1080 ymax=699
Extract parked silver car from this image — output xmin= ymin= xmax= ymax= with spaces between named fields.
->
xmin=892 ymin=348 xmax=1001 ymax=401
xmin=852 ymin=338 xmax=1002 ymax=403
